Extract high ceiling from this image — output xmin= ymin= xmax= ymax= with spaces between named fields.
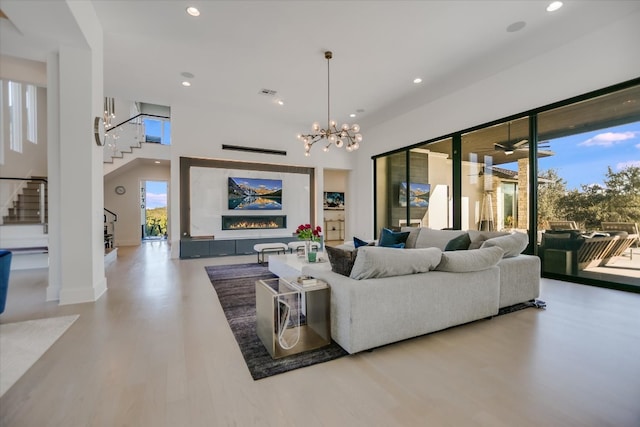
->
xmin=1 ymin=1 xmax=640 ymax=131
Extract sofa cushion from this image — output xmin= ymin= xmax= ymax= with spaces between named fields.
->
xmin=435 ymin=246 xmax=504 ymax=272
xmin=401 ymin=227 xmax=421 ymax=249
xmin=414 ymin=228 xmax=467 ymax=250
xmin=467 ymin=230 xmax=511 ymax=249
xmin=349 ymin=246 xmax=442 ymax=280
xmin=480 ymin=232 xmax=528 ymax=257
xmin=378 ymin=228 xmax=410 ymax=248
xmin=326 ymin=245 xmax=358 ymax=276
xmin=444 ymin=233 xmax=471 ymax=251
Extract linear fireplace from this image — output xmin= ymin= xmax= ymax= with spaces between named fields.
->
xmin=222 ymin=215 xmax=287 ymax=230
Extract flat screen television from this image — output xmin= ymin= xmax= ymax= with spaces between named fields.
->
xmin=228 ymin=177 xmax=282 ymax=210
xmin=323 ymin=192 xmax=345 ymax=210
xmin=399 ymin=182 xmax=430 ymax=208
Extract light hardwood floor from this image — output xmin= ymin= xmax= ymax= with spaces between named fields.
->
xmin=1 ymin=241 xmax=639 ymax=427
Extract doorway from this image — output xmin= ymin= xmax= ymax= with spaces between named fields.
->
xmin=141 ymin=180 xmax=168 ymax=241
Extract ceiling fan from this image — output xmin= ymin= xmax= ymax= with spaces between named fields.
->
xmin=493 ymin=122 xmax=550 ymax=155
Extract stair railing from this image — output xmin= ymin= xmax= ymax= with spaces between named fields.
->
xmin=0 ymin=177 xmax=47 ymax=228
xmin=104 ymin=208 xmax=118 ymax=249
xmin=103 ymin=113 xmax=170 ymax=163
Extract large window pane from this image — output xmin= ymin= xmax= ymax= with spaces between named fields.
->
xmin=461 ymin=118 xmax=530 ymax=232
xmin=409 ymin=139 xmax=452 ymax=229
xmin=537 ymin=85 xmax=640 ymax=288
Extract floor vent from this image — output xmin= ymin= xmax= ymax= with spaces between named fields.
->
xmin=222 ymin=144 xmax=287 ymax=156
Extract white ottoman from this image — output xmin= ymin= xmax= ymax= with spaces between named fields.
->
xmin=288 ymin=241 xmax=321 ymax=254
xmin=253 ymin=243 xmax=289 ymax=264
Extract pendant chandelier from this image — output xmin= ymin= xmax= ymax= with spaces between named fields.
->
xmin=297 ymin=51 xmax=362 ymax=156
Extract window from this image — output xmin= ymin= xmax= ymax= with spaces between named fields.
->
xmin=143 ymin=118 xmax=171 ymax=145
xmin=25 ymin=84 xmax=37 ymax=144
xmin=8 ymin=81 xmax=22 ymax=153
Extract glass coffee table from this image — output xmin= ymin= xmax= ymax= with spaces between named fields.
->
xmin=255 ymin=277 xmax=330 ymax=359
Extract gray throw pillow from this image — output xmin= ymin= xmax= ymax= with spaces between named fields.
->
xmin=414 ymin=228 xmax=467 ymax=250
xmin=444 ymin=233 xmax=471 ymax=251
xmin=401 ymin=227 xmax=422 ymax=249
xmin=435 ymin=246 xmax=504 ymax=272
xmin=467 ymin=230 xmax=511 ymax=249
xmin=325 ymin=246 xmax=358 ymax=276
xmin=349 ymin=246 xmax=442 ymax=280
xmin=480 ymin=232 xmax=528 ymax=257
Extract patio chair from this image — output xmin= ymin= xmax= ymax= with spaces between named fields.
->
xmin=547 ymin=220 xmax=579 ymax=230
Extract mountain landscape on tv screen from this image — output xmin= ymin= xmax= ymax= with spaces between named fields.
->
xmin=228 ymin=177 xmax=283 ymax=210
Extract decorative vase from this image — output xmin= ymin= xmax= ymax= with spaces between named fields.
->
xmin=304 ymin=240 xmax=316 ymax=262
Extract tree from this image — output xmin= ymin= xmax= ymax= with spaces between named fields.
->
xmin=537 ymin=168 xmax=569 ymax=228
xmin=602 ymin=165 xmax=640 ymax=223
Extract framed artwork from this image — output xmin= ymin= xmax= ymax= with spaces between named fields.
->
xmin=228 ymin=177 xmax=283 ymax=210
xmin=323 ymin=191 xmax=345 ymax=210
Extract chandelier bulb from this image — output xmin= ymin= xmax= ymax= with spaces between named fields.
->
xmin=323 ymin=145 xmax=330 ymax=152
xmin=355 ymin=134 xmax=363 ymax=142
xmin=352 ymin=124 xmax=360 ymax=133
xmin=305 ymin=151 xmax=311 ymax=157
xmin=336 ymin=139 xmax=344 ymax=148
xmin=330 ymin=120 xmax=337 ymax=128
xmin=312 ymin=122 xmax=320 ymax=132
xmin=341 ymin=123 xmax=349 ymax=131
xmin=346 ymin=145 xmax=353 ymax=152
xmin=353 ymin=142 xmax=360 ymax=150
xmin=328 ymin=134 xmax=337 ymax=143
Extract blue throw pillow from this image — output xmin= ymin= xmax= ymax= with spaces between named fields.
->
xmin=378 ymin=228 xmax=410 ymax=248
xmin=353 ymin=236 xmax=371 ymax=248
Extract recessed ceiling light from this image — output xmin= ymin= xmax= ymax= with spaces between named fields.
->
xmin=186 ymin=6 xmax=200 ymax=17
xmin=181 ymin=81 xmax=191 ymax=87
xmin=154 ymin=161 xmax=161 ymax=164
xmin=350 ymin=113 xmax=356 ymax=118
xmin=275 ymin=99 xmax=284 ymax=106
xmin=413 ymin=78 xmax=422 ymax=84
xmin=546 ymin=1 xmax=563 ymax=12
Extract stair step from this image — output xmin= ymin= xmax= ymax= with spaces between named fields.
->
xmin=2 ymin=219 xmax=45 ymax=224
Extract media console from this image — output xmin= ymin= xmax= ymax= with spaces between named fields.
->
xmin=180 ymin=236 xmax=301 ymax=259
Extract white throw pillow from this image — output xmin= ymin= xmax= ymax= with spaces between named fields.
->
xmin=480 ymin=232 xmax=528 ymax=257
xmin=349 ymin=246 xmax=442 ymax=280
xmin=435 ymin=246 xmax=504 ymax=272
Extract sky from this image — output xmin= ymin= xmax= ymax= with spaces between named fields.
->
xmin=506 ymin=121 xmax=640 ymax=190
xmin=145 ymin=181 xmax=167 ymax=209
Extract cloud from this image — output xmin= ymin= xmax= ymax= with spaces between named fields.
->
xmin=616 ymin=160 xmax=640 ymax=170
xmin=146 ymin=192 xmax=167 ymax=208
xmin=578 ymin=131 xmax=639 ymax=147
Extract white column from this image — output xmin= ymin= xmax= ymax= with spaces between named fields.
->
xmin=56 ymin=44 xmax=107 ymax=305
xmin=46 ymin=52 xmax=62 ymax=301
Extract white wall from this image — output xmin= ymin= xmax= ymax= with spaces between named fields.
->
xmin=190 ymin=167 xmax=309 ymax=239
xmin=350 ymin=9 xmax=640 ymax=239
xmin=104 ymin=162 xmax=170 ymax=246
xmin=0 ymin=86 xmax=48 ymax=178
xmin=168 ymin=104 xmax=357 ymax=257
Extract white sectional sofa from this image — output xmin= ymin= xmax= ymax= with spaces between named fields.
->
xmin=302 ymin=228 xmax=541 ymax=354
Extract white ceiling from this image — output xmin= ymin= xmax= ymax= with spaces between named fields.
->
xmin=2 ymin=1 xmax=639 ymax=130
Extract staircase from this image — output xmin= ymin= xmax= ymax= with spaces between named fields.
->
xmin=2 ymin=178 xmax=47 ymax=224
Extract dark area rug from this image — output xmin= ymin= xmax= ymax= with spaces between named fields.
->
xmin=205 ymin=263 xmax=348 ymax=380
